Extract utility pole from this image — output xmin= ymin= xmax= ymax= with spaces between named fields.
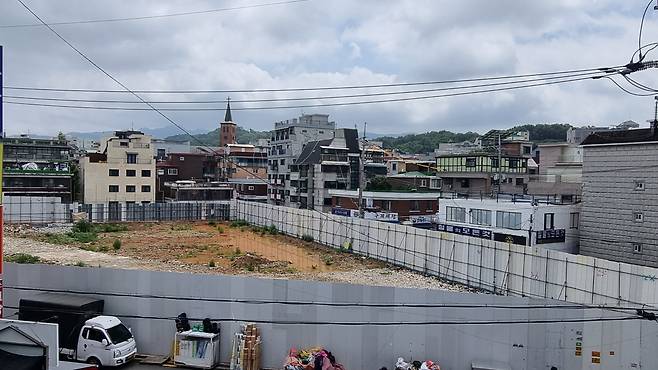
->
xmin=358 ymin=122 xmax=366 ymax=218
xmin=497 ymin=133 xmax=502 ymax=195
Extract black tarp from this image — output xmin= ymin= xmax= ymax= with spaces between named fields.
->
xmin=18 ymin=293 xmax=104 ymax=350
xmin=0 ymin=348 xmax=45 ymax=370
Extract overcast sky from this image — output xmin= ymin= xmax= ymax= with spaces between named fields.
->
xmin=1 ymin=0 xmax=658 ymax=137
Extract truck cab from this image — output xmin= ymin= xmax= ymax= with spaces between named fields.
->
xmin=76 ymin=316 xmax=137 ymax=367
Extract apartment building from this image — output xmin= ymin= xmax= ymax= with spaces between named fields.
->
xmin=527 ymin=143 xmax=582 ymax=201
xmin=567 ymin=121 xmax=639 ymax=144
xmin=579 ymin=125 xmax=658 ymax=266
xmin=330 ymin=189 xmax=440 ymax=222
xmin=79 ymin=130 xmax=155 ymax=204
xmin=287 ymin=128 xmax=360 ymax=210
xmin=2 ymin=135 xmax=74 ymax=202
xmin=436 ymin=197 xmax=580 ymax=252
xmin=268 ymin=114 xmax=336 ymax=206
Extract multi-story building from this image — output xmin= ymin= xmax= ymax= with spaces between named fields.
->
xmin=579 ymin=125 xmax=658 ymax=266
xmin=155 ymin=152 xmax=217 ymax=200
xmin=329 ymin=189 xmax=440 ymax=224
xmin=436 ymin=197 xmax=580 ymax=252
xmin=287 ymin=128 xmax=360 ymax=210
xmin=567 ymin=121 xmax=639 ymax=144
xmin=152 ymin=139 xmax=191 ymax=161
xmin=79 ymin=130 xmax=155 ymax=205
xmin=2 ymin=135 xmax=74 ymax=202
xmin=527 ymin=143 xmax=583 ymax=201
xmin=435 ymin=129 xmax=537 ymax=195
xmin=268 ymin=114 xmax=336 ymax=206
xmin=436 ymin=153 xmax=534 ymax=194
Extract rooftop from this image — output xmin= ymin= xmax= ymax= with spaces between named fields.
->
xmin=580 ymin=127 xmax=658 ymax=146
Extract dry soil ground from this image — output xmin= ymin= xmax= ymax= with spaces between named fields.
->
xmin=4 ymin=221 xmax=473 ymax=292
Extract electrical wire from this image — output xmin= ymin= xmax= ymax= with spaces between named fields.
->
xmin=637 ymin=0 xmax=656 ymax=62
xmin=3 ymin=74 xmax=609 ymax=112
xmin=3 ymin=66 xmax=624 ymax=94
xmin=0 ymin=70 xmax=610 ymax=104
xmin=601 ymin=76 xmax=655 ymax=96
xmin=0 ymin=0 xmax=310 ymax=28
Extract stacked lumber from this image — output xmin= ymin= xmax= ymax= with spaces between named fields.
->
xmin=230 ymin=323 xmax=261 ymax=370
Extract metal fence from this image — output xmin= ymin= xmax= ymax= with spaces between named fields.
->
xmin=2 ymin=196 xmax=231 ymax=224
xmin=233 ymin=200 xmax=658 ymax=309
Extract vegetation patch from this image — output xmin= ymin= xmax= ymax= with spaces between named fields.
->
xmin=5 ymin=253 xmax=41 ymax=264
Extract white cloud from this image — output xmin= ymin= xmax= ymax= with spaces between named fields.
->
xmin=1 ymin=0 xmax=657 ymax=137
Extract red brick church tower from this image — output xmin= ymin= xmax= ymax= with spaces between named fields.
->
xmin=220 ymin=99 xmax=236 ymax=147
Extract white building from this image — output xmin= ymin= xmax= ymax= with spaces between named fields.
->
xmin=268 ymin=114 xmax=336 ymax=206
xmin=80 ymin=131 xmax=156 ymax=205
xmin=436 ymin=197 xmax=580 ymax=252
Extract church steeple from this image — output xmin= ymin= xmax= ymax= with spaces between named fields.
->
xmin=220 ymin=97 xmax=237 ymax=147
xmin=223 ymin=98 xmax=233 ymax=123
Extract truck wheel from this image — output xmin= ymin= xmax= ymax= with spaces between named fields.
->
xmin=87 ymin=357 xmax=101 ymax=367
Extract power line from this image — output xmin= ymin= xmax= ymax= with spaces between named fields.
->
xmin=0 ymin=0 xmax=310 ymax=28
xmin=0 ymin=70 xmax=610 ymax=105
xmin=2 ymin=66 xmax=624 ymax=94
xmin=2 ymin=74 xmax=610 ymax=112
xmin=637 ymin=0 xmax=656 ymax=62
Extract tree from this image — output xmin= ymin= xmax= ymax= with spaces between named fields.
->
xmin=57 ymin=131 xmax=66 ymax=142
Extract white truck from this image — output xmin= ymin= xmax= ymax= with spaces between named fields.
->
xmin=18 ymin=293 xmax=137 ymax=367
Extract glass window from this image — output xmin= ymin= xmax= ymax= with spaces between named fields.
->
xmin=634 ymin=243 xmax=642 ymax=253
xmin=544 ymin=213 xmax=555 ymax=229
xmin=168 ymin=168 xmax=178 ymax=175
xmin=126 ymin=169 xmax=136 ymax=177
xmin=446 ymin=206 xmax=466 ymax=223
xmin=411 ymin=200 xmax=420 ymax=211
xmin=126 ymin=185 xmax=136 ymax=193
xmin=141 ymin=185 xmax=151 ymax=192
xmin=141 ymin=170 xmax=151 ymax=177
xmin=157 ymin=169 xmax=165 ymax=176
xmin=570 ymin=212 xmax=579 ymax=229
xmin=465 ymin=157 xmax=476 ymax=167
xmin=109 ymin=169 xmax=119 ymax=177
xmin=635 ymin=180 xmax=645 ymax=191
xmin=126 ymin=153 xmax=137 ymax=164
xmin=491 ymin=157 xmax=499 ymax=168
xmin=508 ymin=159 xmax=519 ymax=168
xmin=109 ymin=185 xmax=119 ymax=193
xmin=470 ymin=209 xmax=492 ymax=226
xmin=87 ymin=328 xmax=106 ymax=343
xmin=634 ymin=212 xmax=644 ymax=222
xmin=496 ymin=211 xmax=522 ymax=230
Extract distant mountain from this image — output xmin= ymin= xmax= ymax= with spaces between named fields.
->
xmin=67 ymin=126 xmax=205 ymax=141
xmin=375 ymin=124 xmax=572 ymax=153
xmin=165 ymin=126 xmax=271 ymax=146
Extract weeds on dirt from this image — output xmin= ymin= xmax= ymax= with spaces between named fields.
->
xmin=171 ymin=224 xmax=192 ymax=231
xmin=217 ymin=226 xmax=225 ymax=234
xmin=97 ymin=224 xmax=128 ymax=233
xmin=113 ymin=239 xmax=122 ymax=250
xmin=97 ymin=245 xmax=109 ymax=252
xmin=74 ymin=261 xmax=88 ymax=267
xmin=230 ymin=219 xmax=249 ymax=227
xmin=321 ymin=255 xmax=334 ymax=266
xmin=6 ymin=253 xmax=40 ymax=264
xmin=208 ymin=220 xmax=217 ymax=226
xmin=208 ymin=259 xmax=216 ymax=267
xmin=301 ymin=234 xmax=314 ymax=242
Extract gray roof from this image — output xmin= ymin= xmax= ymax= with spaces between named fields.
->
xmin=295 ymin=139 xmax=333 ymax=165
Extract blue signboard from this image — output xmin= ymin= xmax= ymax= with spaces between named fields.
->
xmin=536 ymin=229 xmax=566 ymax=244
xmin=436 ymin=223 xmax=493 ymax=240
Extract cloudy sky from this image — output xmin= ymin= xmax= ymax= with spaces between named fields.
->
xmin=1 ymin=0 xmax=658 ymax=137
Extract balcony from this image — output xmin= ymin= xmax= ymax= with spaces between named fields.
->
xmin=528 ymin=174 xmax=581 ymax=183
xmin=4 ymin=168 xmax=72 ymax=176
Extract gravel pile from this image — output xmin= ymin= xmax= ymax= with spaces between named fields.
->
xmin=32 ymin=223 xmax=73 ymax=234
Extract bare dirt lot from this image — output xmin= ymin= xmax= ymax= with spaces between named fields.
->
xmin=4 ymin=221 xmax=474 ymax=292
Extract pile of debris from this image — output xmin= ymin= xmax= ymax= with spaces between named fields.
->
xmin=284 ymin=347 xmax=346 ymax=370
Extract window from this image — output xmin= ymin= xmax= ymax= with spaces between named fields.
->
xmin=634 ymin=243 xmax=643 ymax=253
xmin=179 ymin=156 xmax=185 ymax=161
xmin=508 ymin=159 xmax=519 ymax=168
xmin=470 ymin=209 xmax=492 ymax=226
xmin=141 ymin=169 xmax=151 ymax=177
xmin=459 ymin=179 xmax=470 ymax=188
xmin=635 ymin=180 xmax=645 ymax=191
xmin=168 ymin=168 xmax=178 ymax=175
xmin=323 ymin=197 xmax=332 ymax=206
xmin=87 ymin=328 xmax=106 ymax=343
xmin=634 ymin=212 xmax=644 ymax=222
xmin=465 ymin=157 xmax=477 ymax=167
xmin=141 ymin=185 xmax=151 ymax=192
xmin=523 ymin=146 xmax=531 ymax=155
xmin=392 ymin=163 xmax=397 ymax=171
xmin=446 ymin=206 xmax=466 ymax=223
xmin=142 ymin=201 xmax=151 ymax=205
xmin=109 ymin=185 xmax=119 ymax=193
xmin=119 ymin=141 xmax=129 ymax=147
xmin=570 ymin=212 xmax=579 ymax=229
xmin=126 ymin=153 xmax=137 ymax=164
xmin=515 ymin=178 xmax=524 ymax=186
xmin=383 ymin=200 xmax=392 ymax=211
xmin=491 ymin=158 xmax=499 ymax=168
xmin=157 ymin=148 xmax=166 ymax=158
xmin=430 ymin=179 xmax=441 ymax=189
xmin=544 ymin=213 xmax=555 ymax=230
xmin=496 ymin=211 xmax=522 ymax=230
xmin=157 ymin=169 xmax=165 ymax=176
xmin=248 ymin=186 xmax=254 ymax=190
xmin=280 ymin=159 xmax=285 ymax=165
xmin=126 ymin=185 xmax=136 ymax=193
xmin=411 ymin=200 xmax=420 ymax=211
xmin=420 ymin=179 xmax=427 ymax=187
xmin=126 ymin=169 xmax=136 ymax=177
xmin=109 ymin=169 xmax=119 ymax=177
